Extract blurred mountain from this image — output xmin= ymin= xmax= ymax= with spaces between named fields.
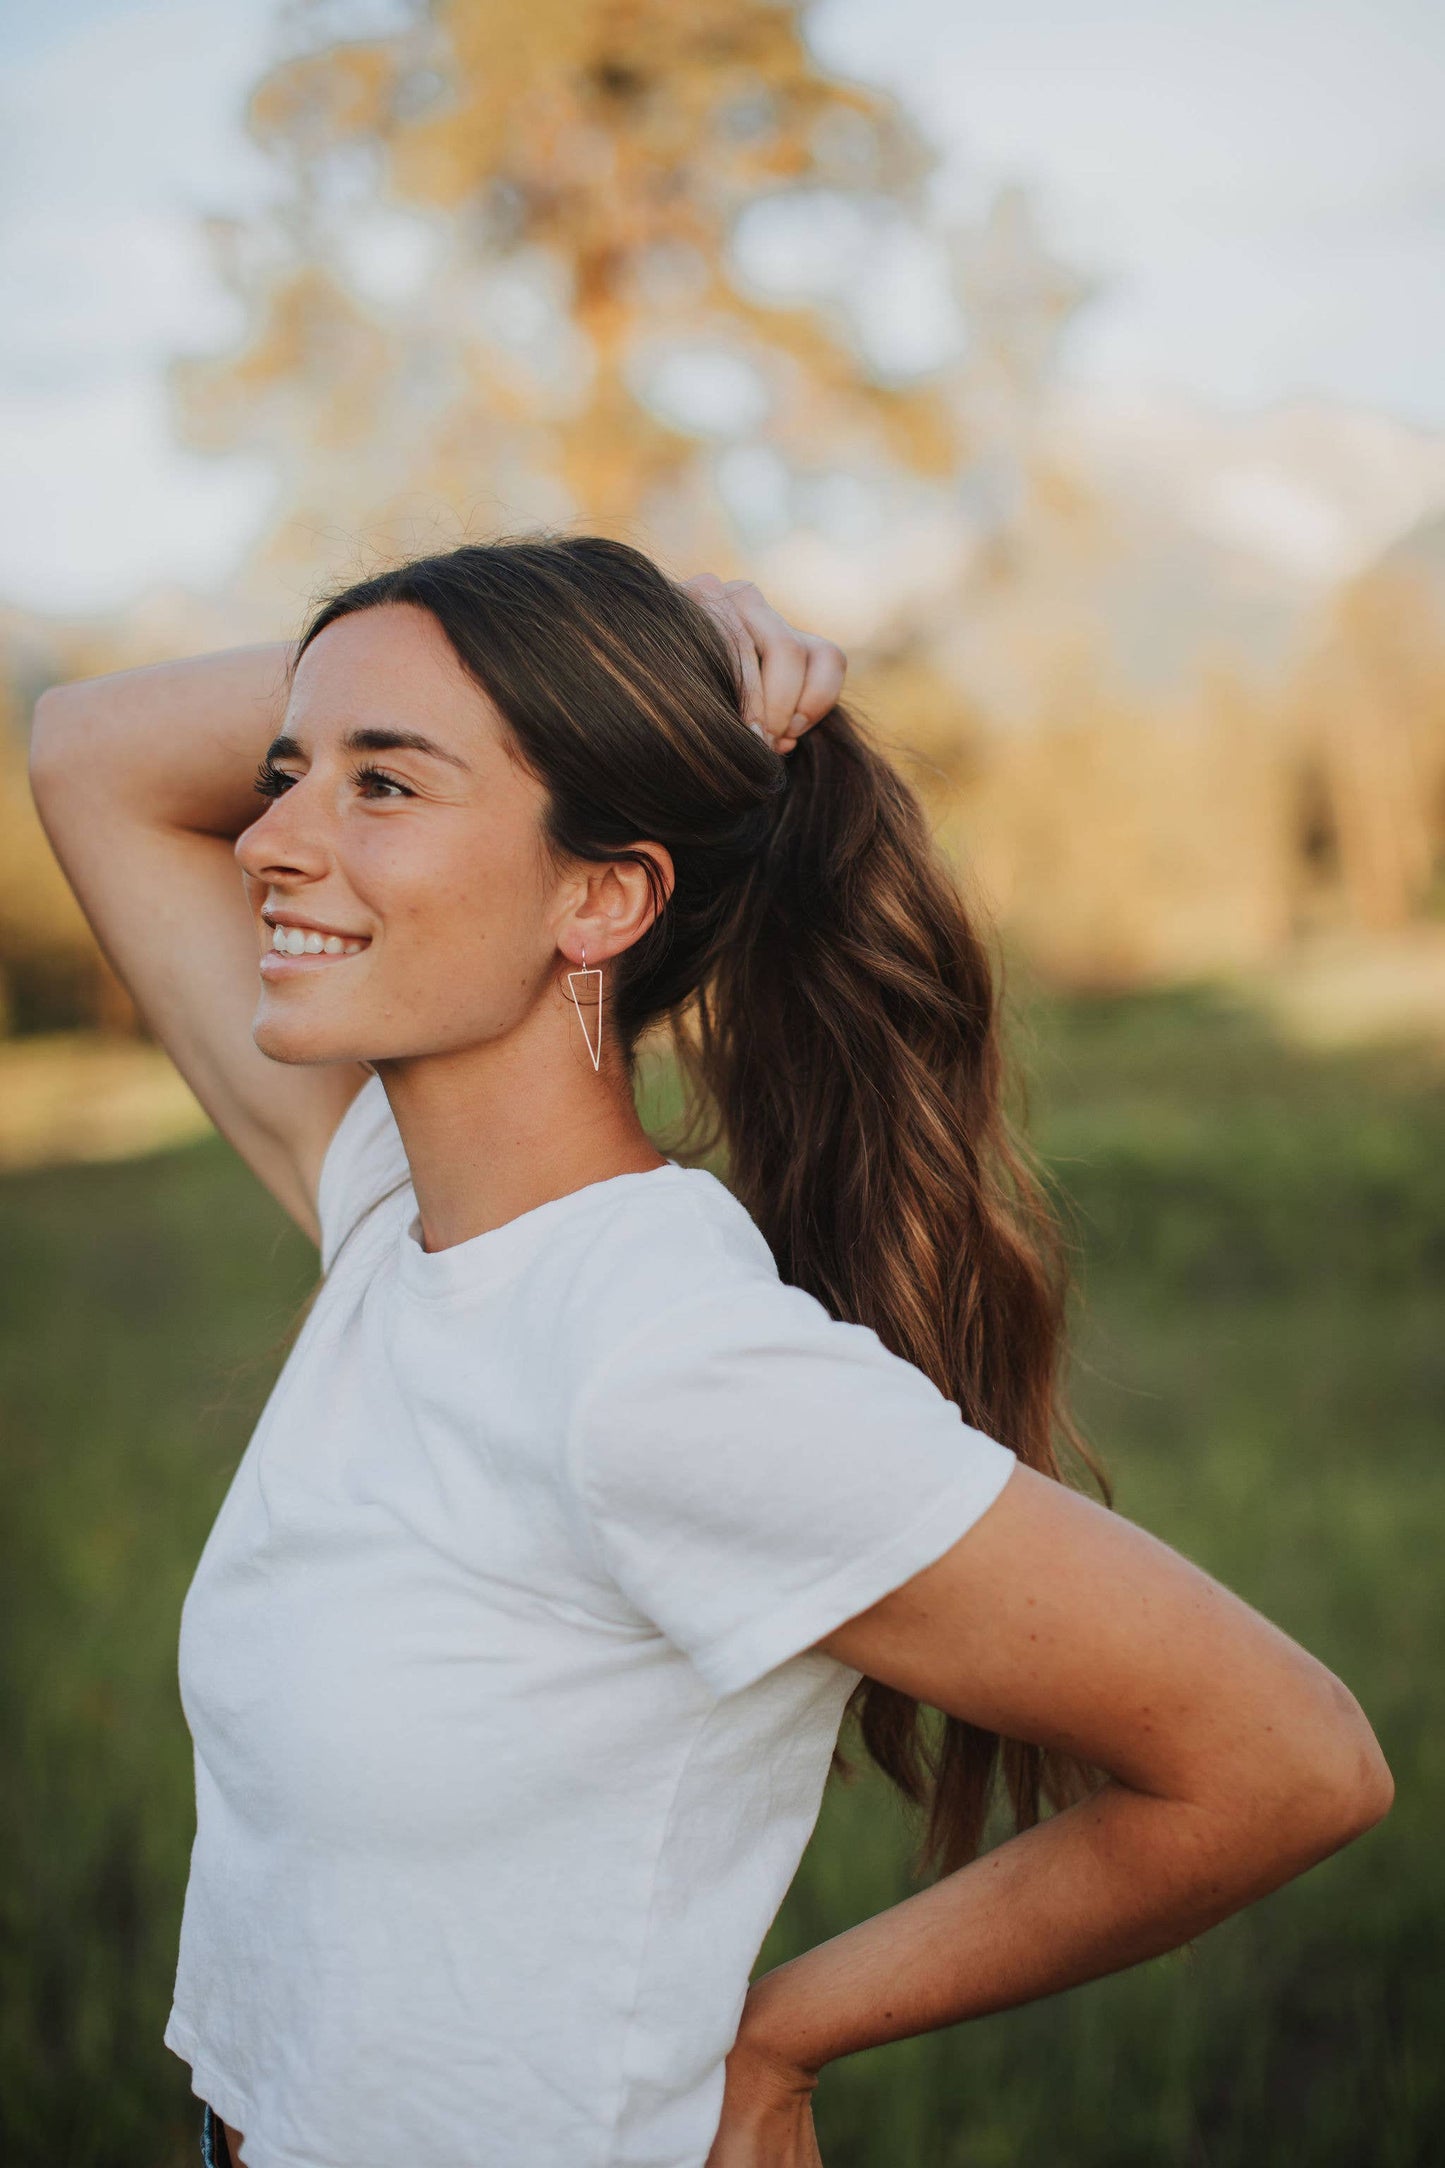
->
xmin=919 ymin=387 xmax=1445 ymax=724
xmin=890 ymin=387 xmax=1441 ymax=719
xmin=1050 ymin=386 xmax=1445 ymax=588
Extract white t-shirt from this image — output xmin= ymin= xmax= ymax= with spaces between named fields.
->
xmin=165 ymin=1074 xmax=1016 ymax=2168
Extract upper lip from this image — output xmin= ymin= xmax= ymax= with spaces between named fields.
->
xmin=262 ymin=910 xmax=370 ymax=940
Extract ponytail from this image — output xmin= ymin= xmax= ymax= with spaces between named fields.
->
xmin=670 ymin=702 xmax=1113 ymax=1877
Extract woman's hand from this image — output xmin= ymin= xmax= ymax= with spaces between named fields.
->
xmin=704 ymin=2032 xmax=825 ymax=2167
xmin=683 ymin=574 xmax=846 ymax=755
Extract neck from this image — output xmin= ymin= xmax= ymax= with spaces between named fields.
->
xmin=370 ymin=1020 xmax=666 ymax=1255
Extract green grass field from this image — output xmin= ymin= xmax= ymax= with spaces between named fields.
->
xmin=1 ymin=984 xmax=1439 ymax=2166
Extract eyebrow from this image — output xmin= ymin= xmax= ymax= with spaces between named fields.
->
xmin=264 ymin=726 xmax=473 ymax=773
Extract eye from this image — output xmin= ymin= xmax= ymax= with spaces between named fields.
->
xmin=353 ymin=764 xmax=414 ymax=799
xmin=252 ymin=758 xmax=294 ymax=799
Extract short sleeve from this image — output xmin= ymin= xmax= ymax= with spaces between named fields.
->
xmin=566 ymin=1278 xmax=1017 ymax=1698
xmin=314 ymin=1073 xmax=412 ymax=1273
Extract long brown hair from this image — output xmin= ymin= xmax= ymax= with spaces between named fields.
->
xmin=290 ymin=533 xmax=1112 ymax=1878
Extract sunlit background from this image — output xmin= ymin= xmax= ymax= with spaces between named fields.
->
xmin=1 ymin=3 xmax=1441 ymax=2162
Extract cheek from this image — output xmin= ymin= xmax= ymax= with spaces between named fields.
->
xmin=362 ymin=824 xmax=546 ymax=972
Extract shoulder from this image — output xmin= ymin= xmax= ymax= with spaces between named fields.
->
xmin=536 ymin=1156 xmax=873 ymax=1407
xmin=563 ymin=1164 xmax=911 ymax=1414
xmin=560 ymin=1162 xmax=782 ymax=1347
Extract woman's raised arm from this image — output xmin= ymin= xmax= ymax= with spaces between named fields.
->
xmin=711 ymin=1461 xmax=1393 ymax=2159
xmin=26 ymin=584 xmax=847 ymax=1250
xmin=27 ymin=643 xmax=370 ymax=1243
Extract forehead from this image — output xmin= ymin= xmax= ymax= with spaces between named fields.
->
xmin=288 ymin=601 xmax=509 ymax=759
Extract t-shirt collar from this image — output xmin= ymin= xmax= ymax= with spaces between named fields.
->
xmin=394 ymin=1159 xmax=685 ymax=1302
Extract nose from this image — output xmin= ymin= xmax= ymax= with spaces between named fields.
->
xmin=235 ymin=779 xmax=330 ymax=886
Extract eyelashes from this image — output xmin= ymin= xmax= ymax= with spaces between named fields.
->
xmin=252 ymin=758 xmax=290 ymax=799
xmin=252 ymin=759 xmax=414 ymax=801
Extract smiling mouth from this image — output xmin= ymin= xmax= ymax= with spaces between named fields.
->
xmin=260 ymin=933 xmax=371 ymax=976
xmin=267 ymin=926 xmax=369 ymax=958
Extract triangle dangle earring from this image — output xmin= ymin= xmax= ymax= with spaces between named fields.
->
xmin=565 ymin=944 xmax=603 ymax=1072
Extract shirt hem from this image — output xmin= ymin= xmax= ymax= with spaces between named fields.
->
xmin=690 ymin=1447 xmax=1018 ymax=1698
xmin=165 ymin=2015 xmax=299 ymax=2168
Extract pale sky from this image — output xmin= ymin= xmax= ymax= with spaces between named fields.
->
xmin=0 ymin=0 xmax=1441 ymax=616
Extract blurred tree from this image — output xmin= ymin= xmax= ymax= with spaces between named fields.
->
xmin=1287 ymin=554 xmax=1445 ymax=933
xmin=170 ymin=0 xmax=965 ymax=612
xmin=0 ymin=669 xmax=137 ymax=1037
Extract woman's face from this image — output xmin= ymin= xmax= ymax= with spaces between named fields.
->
xmin=235 ymin=601 xmax=564 ymax=1069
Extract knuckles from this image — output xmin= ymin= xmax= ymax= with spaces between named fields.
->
xmin=683 ymin=573 xmax=847 ymax=699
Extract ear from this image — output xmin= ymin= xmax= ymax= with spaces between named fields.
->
xmin=558 ymin=842 xmax=675 ymax=966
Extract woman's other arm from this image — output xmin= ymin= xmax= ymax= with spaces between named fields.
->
xmin=711 ymin=1462 xmax=1392 ymax=2158
xmin=27 ymin=644 xmax=369 ymax=1244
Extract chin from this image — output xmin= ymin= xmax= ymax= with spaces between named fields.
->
xmin=251 ymin=1006 xmax=357 ymax=1067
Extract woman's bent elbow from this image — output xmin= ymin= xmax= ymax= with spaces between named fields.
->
xmin=1292 ymin=1681 xmax=1394 ymax=1851
xmin=1335 ymin=1728 xmax=1394 ymax=1837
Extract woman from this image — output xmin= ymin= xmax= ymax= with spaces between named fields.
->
xmin=29 ymin=536 xmax=1391 ymax=2168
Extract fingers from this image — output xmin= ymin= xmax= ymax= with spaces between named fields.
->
xmin=684 ymin=574 xmax=768 ymax=736
xmin=721 ymin=581 xmax=809 ymax=745
xmin=766 ymin=626 xmax=847 ymax=754
xmin=683 ymin=573 xmax=847 ymax=753
xmin=794 ymin=631 xmax=847 ymax=728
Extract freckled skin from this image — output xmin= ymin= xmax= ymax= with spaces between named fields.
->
xmin=236 ymin=602 xmax=572 ymax=1077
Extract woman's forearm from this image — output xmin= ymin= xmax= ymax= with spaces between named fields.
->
xmin=738 ymin=1771 xmax=1375 ymax=2075
xmin=32 ymin=641 xmax=296 ymax=842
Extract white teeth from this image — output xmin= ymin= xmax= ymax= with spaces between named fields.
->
xmin=267 ymin=923 xmax=368 ymax=957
